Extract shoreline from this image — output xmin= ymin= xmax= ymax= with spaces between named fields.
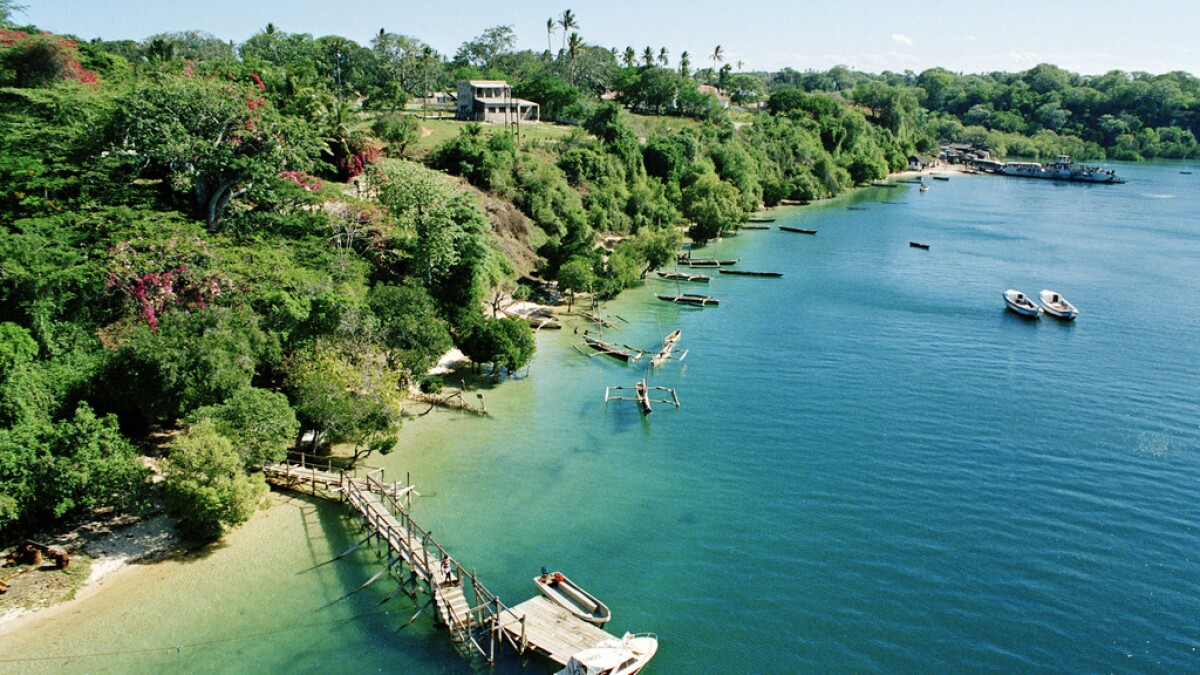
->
xmin=0 ymin=513 xmax=184 ymax=636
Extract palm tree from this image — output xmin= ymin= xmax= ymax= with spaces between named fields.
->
xmin=567 ymin=32 xmax=583 ymax=83
xmin=737 ymin=59 xmax=744 ymax=71
xmin=546 ymin=18 xmax=556 ymax=54
xmin=679 ymin=51 xmax=691 ymax=78
xmin=622 ymin=46 xmax=636 ymax=68
xmin=710 ymin=45 xmax=724 ymax=74
xmin=558 ymin=9 xmax=577 ymax=52
xmin=658 ymin=47 xmax=669 ymax=68
xmin=642 ymin=46 xmax=654 ymax=67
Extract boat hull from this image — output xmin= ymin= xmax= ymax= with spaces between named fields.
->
xmin=1003 ymin=289 xmax=1042 ymax=317
xmin=535 ymin=573 xmax=611 ymax=626
xmin=1038 ymin=290 xmax=1079 ymax=320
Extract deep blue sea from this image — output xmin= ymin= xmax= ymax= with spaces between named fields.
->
xmin=4 ymin=162 xmax=1198 ymax=673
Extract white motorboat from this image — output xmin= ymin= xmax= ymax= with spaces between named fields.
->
xmin=1003 ymin=289 xmax=1042 ymax=317
xmin=1038 ymin=290 xmax=1079 ymax=320
xmin=556 ymin=632 xmax=659 ymax=675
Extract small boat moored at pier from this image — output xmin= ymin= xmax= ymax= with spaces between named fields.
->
xmin=1003 ymin=289 xmax=1042 ymax=317
xmin=536 ymin=570 xmax=612 ymax=626
xmin=556 ymin=632 xmax=659 ymax=675
xmin=1038 ymin=290 xmax=1079 ymax=320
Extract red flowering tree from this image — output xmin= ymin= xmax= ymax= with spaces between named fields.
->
xmin=0 ymin=29 xmax=100 ymax=87
xmin=112 ymin=75 xmax=323 ymax=230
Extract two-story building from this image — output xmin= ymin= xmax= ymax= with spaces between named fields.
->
xmin=456 ymin=80 xmax=540 ymax=124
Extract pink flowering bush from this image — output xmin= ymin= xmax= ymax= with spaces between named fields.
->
xmin=106 ymin=238 xmax=230 ymax=330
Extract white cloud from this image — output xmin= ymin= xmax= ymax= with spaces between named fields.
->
xmin=892 ymin=34 xmax=913 ymax=46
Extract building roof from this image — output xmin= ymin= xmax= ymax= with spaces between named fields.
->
xmin=467 ymin=80 xmax=510 ymax=87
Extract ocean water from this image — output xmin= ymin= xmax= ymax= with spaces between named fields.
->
xmin=3 ymin=162 xmax=1199 ymax=672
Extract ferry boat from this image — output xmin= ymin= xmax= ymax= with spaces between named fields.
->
xmin=995 ymin=155 xmax=1125 ymax=184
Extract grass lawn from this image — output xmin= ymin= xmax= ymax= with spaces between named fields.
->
xmin=397 ymin=115 xmax=579 ymax=156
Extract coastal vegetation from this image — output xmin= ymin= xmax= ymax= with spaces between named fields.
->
xmin=1 ymin=7 xmax=1196 ymax=549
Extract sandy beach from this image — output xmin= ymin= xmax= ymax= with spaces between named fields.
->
xmin=0 ymin=513 xmax=182 ymax=636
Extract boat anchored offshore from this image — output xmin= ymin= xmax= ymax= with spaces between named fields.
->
xmin=656 ymin=293 xmax=719 ymax=307
xmin=657 ymin=270 xmax=712 ymax=283
xmin=1003 ymin=289 xmax=1042 ymax=318
xmin=995 ymin=155 xmax=1125 ymax=184
xmin=556 ymin=632 xmax=659 ymax=675
xmin=1038 ymin=289 xmax=1079 ymax=320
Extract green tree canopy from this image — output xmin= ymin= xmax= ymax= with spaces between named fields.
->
xmin=163 ymin=418 xmax=268 ymax=540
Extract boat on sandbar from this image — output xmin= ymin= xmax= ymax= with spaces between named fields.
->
xmin=1003 ymin=289 xmax=1042 ymax=318
xmin=718 ymin=269 xmax=783 ymax=277
xmin=656 ymin=293 xmax=719 ymax=307
xmin=578 ymin=334 xmax=643 ymax=362
xmin=535 ymin=570 xmax=611 ymax=626
xmin=578 ymin=309 xmax=614 ymax=328
xmin=556 ymin=632 xmax=659 ymax=675
xmin=657 ymin=270 xmax=711 ymax=283
xmin=1038 ymin=289 xmax=1079 ymax=320
xmin=779 ymin=226 xmax=817 ymax=235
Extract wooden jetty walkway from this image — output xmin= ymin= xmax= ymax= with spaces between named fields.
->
xmin=262 ymin=455 xmax=624 ymax=666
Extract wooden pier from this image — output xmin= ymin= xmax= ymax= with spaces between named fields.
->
xmin=497 ymin=596 xmax=615 ymax=665
xmin=262 ymin=455 xmax=625 ymax=666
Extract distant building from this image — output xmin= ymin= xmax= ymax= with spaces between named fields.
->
xmin=456 ymin=80 xmax=540 ymax=124
xmin=907 ymin=155 xmax=933 ymax=171
xmin=697 ymin=84 xmax=731 ymax=109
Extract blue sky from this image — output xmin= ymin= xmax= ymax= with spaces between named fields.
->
xmin=17 ymin=0 xmax=1200 ymax=76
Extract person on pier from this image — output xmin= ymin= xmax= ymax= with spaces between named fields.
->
xmin=441 ymin=555 xmax=458 ymax=586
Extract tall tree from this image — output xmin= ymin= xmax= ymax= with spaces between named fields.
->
xmin=679 ymin=51 xmax=691 ymax=79
xmin=558 ymin=9 xmax=578 ymax=52
xmin=567 ymin=33 xmax=584 ymax=83
xmin=546 ymin=18 xmax=556 ymax=54
xmin=642 ymin=46 xmax=654 ymax=67
xmin=622 ymin=46 xmax=636 ymax=68
xmin=710 ymin=45 xmax=724 ymax=74
xmin=112 ymin=75 xmax=322 ymax=230
xmin=659 ymin=47 xmax=669 ymax=68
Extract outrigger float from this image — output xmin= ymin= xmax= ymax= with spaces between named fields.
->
xmin=575 ymin=333 xmax=645 ymax=363
xmin=650 ymin=329 xmax=687 ymax=367
xmin=605 ymin=377 xmax=680 ymax=416
xmin=676 ymin=254 xmax=739 ymax=267
xmin=656 ymin=270 xmax=712 ymax=283
xmin=655 ymin=293 xmax=719 ymax=307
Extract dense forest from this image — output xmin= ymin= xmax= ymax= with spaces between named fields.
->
xmin=2 ymin=5 xmax=1195 ymax=542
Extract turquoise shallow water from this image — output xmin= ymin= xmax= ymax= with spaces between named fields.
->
xmin=3 ymin=162 xmax=1199 ymax=672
